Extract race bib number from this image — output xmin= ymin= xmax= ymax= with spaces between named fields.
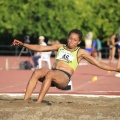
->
xmin=56 ymin=50 xmax=74 ymax=62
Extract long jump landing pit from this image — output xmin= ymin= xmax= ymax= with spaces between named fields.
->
xmin=0 ymin=93 xmax=120 ymax=120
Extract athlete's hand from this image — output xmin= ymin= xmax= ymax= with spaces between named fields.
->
xmin=11 ymin=39 xmax=24 ymax=46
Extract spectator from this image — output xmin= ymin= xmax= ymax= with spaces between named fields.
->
xmin=107 ymin=34 xmax=116 ymax=64
xmin=91 ymin=39 xmax=97 ymax=58
xmin=115 ymin=30 xmax=120 ymax=77
xmin=96 ymin=38 xmax=102 ymax=60
xmin=32 ymin=36 xmax=47 ymax=68
xmin=117 ymin=41 xmax=120 ymax=59
xmin=84 ymin=32 xmax=93 ymax=55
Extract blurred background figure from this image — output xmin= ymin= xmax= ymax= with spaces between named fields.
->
xmin=92 ymin=38 xmax=102 ymax=60
xmin=37 ymin=50 xmax=52 ymax=69
xmin=117 ymin=38 xmax=120 ymax=60
xmin=96 ymin=38 xmax=102 ymax=60
xmin=24 ymin=35 xmax=30 ymax=44
xmin=84 ymin=32 xmax=93 ymax=55
xmin=107 ymin=34 xmax=116 ymax=64
xmin=32 ymin=36 xmax=47 ymax=68
xmin=91 ymin=39 xmax=97 ymax=58
xmin=20 ymin=35 xmax=32 ymax=55
xmin=115 ymin=28 xmax=120 ymax=77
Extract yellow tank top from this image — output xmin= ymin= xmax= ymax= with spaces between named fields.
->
xmin=55 ymin=45 xmax=80 ymax=71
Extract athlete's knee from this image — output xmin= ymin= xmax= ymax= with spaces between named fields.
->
xmin=45 ymin=71 xmax=54 ymax=80
xmin=32 ymin=69 xmax=42 ymax=79
xmin=32 ymin=68 xmax=49 ymax=78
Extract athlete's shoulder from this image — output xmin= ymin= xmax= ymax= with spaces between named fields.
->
xmin=78 ymin=48 xmax=86 ymax=52
xmin=78 ymin=48 xmax=90 ymax=56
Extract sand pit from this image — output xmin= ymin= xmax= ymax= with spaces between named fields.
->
xmin=0 ymin=94 xmax=120 ymax=120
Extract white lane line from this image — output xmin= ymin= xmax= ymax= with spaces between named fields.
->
xmin=0 ymin=93 xmax=120 ymax=98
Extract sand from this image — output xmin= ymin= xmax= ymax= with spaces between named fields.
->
xmin=0 ymin=94 xmax=120 ymax=120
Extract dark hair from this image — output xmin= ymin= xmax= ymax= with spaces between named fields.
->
xmin=68 ymin=29 xmax=83 ymax=41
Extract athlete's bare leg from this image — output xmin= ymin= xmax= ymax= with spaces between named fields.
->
xmin=36 ymin=70 xmax=69 ymax=103
xmin=111 ymin=47 xmax=116 ymax=64
xmin=24 ymin=68 xmax=50 ymax=101
xmin=109 ymin=49 xmax=112 ymax=64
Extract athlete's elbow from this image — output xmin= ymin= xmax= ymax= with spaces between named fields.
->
xmin=81 ymin=54 xmax=87 ymax=59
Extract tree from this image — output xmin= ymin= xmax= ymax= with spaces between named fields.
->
xmin=0 ymin=0 xmax=120 ymax=45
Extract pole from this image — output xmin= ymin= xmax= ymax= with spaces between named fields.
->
xmin=5 ymin=58 xmax=9 ymax=70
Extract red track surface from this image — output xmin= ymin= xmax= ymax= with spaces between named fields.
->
xmin=0 ymin=56 xmax=120 ymax=96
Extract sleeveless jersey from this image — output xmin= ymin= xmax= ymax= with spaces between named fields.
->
xmin=55 ymin=45 xmax=80 ymax=71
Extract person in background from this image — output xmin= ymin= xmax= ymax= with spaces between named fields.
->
xmin=115 ymin=32 xmax=120 ymax=77
xmin=91 ymin=39 xmax=97 ymax=58
xmin=24 ymin=35 xmax=30 ymax=44
xmin=117 ymin=39 xmax=120 ymax=60
xmin=84 ymin=32 xmax=93 ymax=55
xmin=32 ymin=36 xmax=47 ymax=68
xmin=107 ymin=34 xmax=116 ymax=64
xmin=96 ymin=38 xmax=102 ymax=60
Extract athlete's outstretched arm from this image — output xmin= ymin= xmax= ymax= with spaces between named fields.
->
xmin=79 ymin=49 xmax=120 ymax=72
xmin=11 ymin=39 xmax=62 ymax=52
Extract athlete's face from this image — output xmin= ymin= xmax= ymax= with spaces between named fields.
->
xmin=67 ymin=33 xmax=81 ymax=49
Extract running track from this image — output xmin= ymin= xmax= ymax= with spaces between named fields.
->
xmin=0 ymin=56 xmax=120 ymax=96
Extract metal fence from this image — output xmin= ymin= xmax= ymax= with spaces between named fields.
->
xmin=0 ymin=45 xmax=119 ymax=59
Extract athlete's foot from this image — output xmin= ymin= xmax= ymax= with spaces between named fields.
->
xmin=35 ymin=98 xmax=43 ymax=103
xmin=23 ymin=98 xmax=31 ymax=102
xmin=24 ymin=96 xmax=31 ymax=101
xmin=35 ymin=101 xmax=42 ymax=103
xmin=24 ymin=98 xmax=28 ymax=101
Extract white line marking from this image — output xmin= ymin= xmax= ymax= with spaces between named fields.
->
xmin=0 ymin=93 xmax=120 ymax=98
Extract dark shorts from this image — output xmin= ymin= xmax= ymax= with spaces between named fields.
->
xmin=52 ymin=68 xmax=71 ymax=80
xmin=51 ymin=68 xmax=71 ymax=87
